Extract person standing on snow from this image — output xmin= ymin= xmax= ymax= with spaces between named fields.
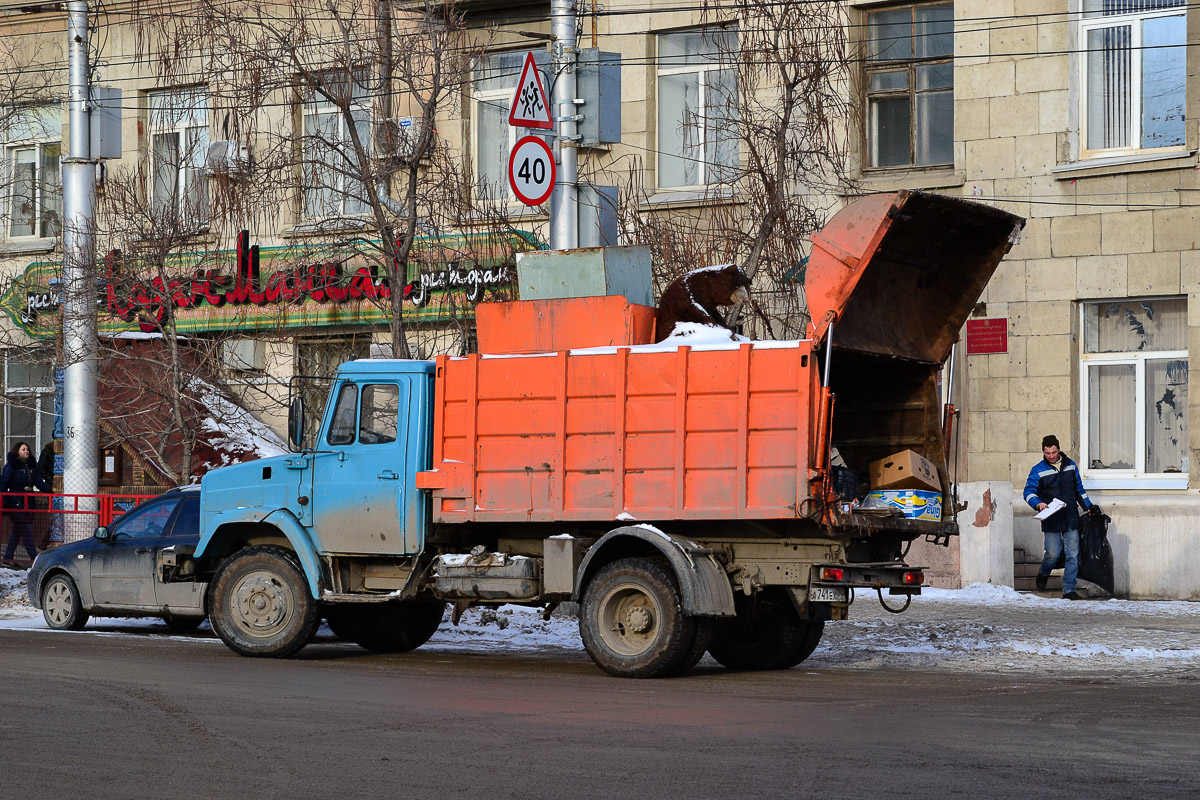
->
xmin=1024 ymin=434 xmax=1100 ymax=601
xmin=2 ymin=441 xmax=51 ymax=562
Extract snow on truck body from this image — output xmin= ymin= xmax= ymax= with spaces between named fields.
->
xmin=191 ymin=190 xmax=1025 ymax=677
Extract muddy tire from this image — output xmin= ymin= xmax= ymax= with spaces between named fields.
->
xmin=707 ymin=590 xmax=822 ymax=671
xmin=325 ymin=601 xmax=445 ymax=653
xmin=668 ymin=617 xmax=717 ymax=676
xmin=208 ymin=546 xmax=319 ymax=658
xmin=579 ymin=557 xmax=698 ymax=679
xmin=41 ymin=574 xmax=89 ymax=631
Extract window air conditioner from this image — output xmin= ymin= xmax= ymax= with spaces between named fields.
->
xmin=205 ymin=140 xmax=252 ymax=177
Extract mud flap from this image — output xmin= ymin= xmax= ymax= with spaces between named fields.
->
xmin=574 ymin=527 xmax=736 ymax=617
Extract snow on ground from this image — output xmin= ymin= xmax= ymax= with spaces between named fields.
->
xmin=3 ymin=568 xmax=1197 ymax=679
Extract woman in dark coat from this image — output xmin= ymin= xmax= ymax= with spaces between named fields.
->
xmin=3 ymin=441 xmax=51 ymax=561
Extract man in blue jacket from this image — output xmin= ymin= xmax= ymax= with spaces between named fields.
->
xmin=1024 ymin=435 xmax=1100 ymax=600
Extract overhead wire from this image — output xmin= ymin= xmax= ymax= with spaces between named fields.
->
xmin=4 ymin=1 xmax=1199 ymax=210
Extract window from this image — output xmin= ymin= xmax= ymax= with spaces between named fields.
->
xmin=472 ymin=50 xmax=547 ymax=201
xmin=4 ymin=107 xmax=61 ymax=239
xmin=656 ymin=29 xmax=738 ymax=189
xmin=327 ymin=383 xmax=358 ymax=446
xmin=864 ymin=3 xmax=953 ymax=169
xmin=148 ymin=88 xmax=210 ymax=229
xmin=1081 ymin=1 xmax=1185 ymax=156
xmin=303 ymin=74 xmax=371 ymax=220
xmin=358 ymin=384 xmax=398 ymax=445
xmin=110 ymin=498 xmax=181 ymax=539
xmin=1081 ymin=298 xmax=1188 ymax=488
xmin=3 ymin=351 xmax=55 ymax=457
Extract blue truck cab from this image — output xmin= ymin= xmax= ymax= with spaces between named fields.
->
xmin=195 ymin=359 xmax=437 ymax=656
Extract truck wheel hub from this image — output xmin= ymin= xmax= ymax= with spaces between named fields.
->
xmin=234 ymin=573 xmax=288 ymax=629
xmin=626 ymin=605 xmax=653 ymax=634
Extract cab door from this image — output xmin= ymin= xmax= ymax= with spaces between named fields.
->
xmin=310 ymin=381 xmax=410 ymax=555
xmin=90 ymin=496 xmax=182 ymax=610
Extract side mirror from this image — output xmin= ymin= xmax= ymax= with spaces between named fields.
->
xmin=287 ymin=396 xmax=305 ymax=451
xmin=93 ymin=526 xmax=111 ymax=542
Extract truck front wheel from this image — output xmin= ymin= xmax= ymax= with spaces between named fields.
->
xmin=580 ymin=557 xmax=699 ymax=678
xmin=209 ymin=546 xmax=319 ymax=658
xmin=707 ymin=590 xmax=825 ymax=671
xmin=326 ymin=601 xmax=445 ymax=653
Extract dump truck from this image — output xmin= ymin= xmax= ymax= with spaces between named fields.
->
xmin=189 ymin=190 xmax=1024 ymax=677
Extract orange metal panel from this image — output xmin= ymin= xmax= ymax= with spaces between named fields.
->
xmin=476 ymin=296 xmax=656 ymax=354
xmin=425 ymin=342 xmax=816 ymax=523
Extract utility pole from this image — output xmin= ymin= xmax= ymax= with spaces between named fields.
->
xmin=549 ymin=0 xmax=578 ymax=250
xmin=61 ymin=0 xmax=99 ymax=528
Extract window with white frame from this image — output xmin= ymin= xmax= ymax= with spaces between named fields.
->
xmin=2 ymin=351 xmax=55 ymax=457
xmin=1080 ymin=0 xmax=1185 ymax=157
xmin=656 ymin=29 xmax=738 ymax=189
xmin=148 ymin=88 xmax=210 ymax=229
xmin=471 ymin=50 xmax=547 ymax=201
xmin=302 ymin=75 xmax=371 ymax=221
xmin=1081 ymin=297 xmax=1188 ymax=487
xmin=4 ymin=107 xmax=62 ymax=240
xmin=864 ymin=3 xmax=953 ymax=169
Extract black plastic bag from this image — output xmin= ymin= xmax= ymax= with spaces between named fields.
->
xmin=1053 ymin=512 xmax=1115 ymax=595
xmin=1056 ymin=513 xmax=1118 ymax=594
xmin=1078 ymin=513 xmax=1115 ymax=595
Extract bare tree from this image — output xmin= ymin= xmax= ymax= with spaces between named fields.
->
xmin=619 ymin=1 xmax=854 ymax=340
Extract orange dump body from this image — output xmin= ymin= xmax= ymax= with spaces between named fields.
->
xmin=415 ymin=342 xmax=819 ymax=523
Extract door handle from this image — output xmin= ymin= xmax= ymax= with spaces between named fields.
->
xmin=378 ymin=470 xmax=399 ymax=481
xmin=135 ymin=547 xmax=153 ymax=554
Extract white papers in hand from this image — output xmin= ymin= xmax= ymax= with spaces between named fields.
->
xmin=1034 ymin=498 xmax=1066 ymax=520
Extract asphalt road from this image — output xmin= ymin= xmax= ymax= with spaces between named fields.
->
xmin=2 ymin=628 xmax=1197 ymax=800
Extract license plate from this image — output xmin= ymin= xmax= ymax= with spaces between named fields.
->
xmin=810 ymin=586 xmax=847 ymax=603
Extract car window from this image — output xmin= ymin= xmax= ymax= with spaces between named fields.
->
xmin=327 ymin=383 xmax=358 ymax=446
xmin=167 ymin=497 xmax=200 ymax=539
xmin=357 ymin=384 xmax=398 ymax=445
xmin=110 ymin=498 xmax=181 ymax=540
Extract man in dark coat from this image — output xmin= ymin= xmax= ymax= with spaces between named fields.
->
xmin=1023 ymin=434 xmax=1100 ymax=600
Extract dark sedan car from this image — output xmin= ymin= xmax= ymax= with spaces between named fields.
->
xmin=27 ymin=487 xmax=206 ymax=631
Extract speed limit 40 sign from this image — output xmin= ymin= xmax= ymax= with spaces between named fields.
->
xmin=508 ymin=135 xmax=556 ymax=206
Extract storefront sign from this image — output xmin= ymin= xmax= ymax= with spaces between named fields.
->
xmin=2 ymin=230 xmax=537 ymax=337
xmin=965 ymin=318 xmax=1008 ymax=355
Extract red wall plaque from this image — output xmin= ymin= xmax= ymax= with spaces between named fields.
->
xmin=965 ymin=318 xmax=1008 ymax=355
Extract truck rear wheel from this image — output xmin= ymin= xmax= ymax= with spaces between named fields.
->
xmin=326 ymin=601 xmax=445 ymax=653
xmin=707 ymin=590 xmax=824 ymax=671
xmin=580 ymin=557 xmax=698 ymax=678
xmin=209 ymin=546 xmax=319 ymax=658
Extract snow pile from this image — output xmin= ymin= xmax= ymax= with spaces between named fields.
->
xmin=190 ymin=376 xmax=288 ymax=466
xmin=0 ymin=568 xmax=30 ymax=612
xmin=660 ymin=322 xmax=749 ymax=345
xmin=427 ymin=605 xmax=583 ymax=653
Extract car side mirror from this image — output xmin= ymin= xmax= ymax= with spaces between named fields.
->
xmin=93 ymin=526 xmax=111 ymax=542
xmin=288 ymin=396 xmax=305 ymax=451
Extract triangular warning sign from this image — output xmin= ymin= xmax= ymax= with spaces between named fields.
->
xmin=508 ymin=52 xmax=553 ymax=130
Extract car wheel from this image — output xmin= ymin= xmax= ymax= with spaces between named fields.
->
xmin=208 ymin=545 xmax=319 ymax=658
xmin=579 ymin=557 xmax=698 ymax=679
xmin=42 ymin=574 xmax=90 ymax=631
xmin=325 ymin=601 xmax=445 ymax=652
xmin=162 ymin=615 xmax=205 ymax=633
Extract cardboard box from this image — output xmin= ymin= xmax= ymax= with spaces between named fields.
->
xmin=868 ymin=449 xmax=941 ymax=492
xmin=864 ymin=490 xmax=943 ymax=521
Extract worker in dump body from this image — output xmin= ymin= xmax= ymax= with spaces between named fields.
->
xmin=1024 ymin=434 xmax=1101 ymax=601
